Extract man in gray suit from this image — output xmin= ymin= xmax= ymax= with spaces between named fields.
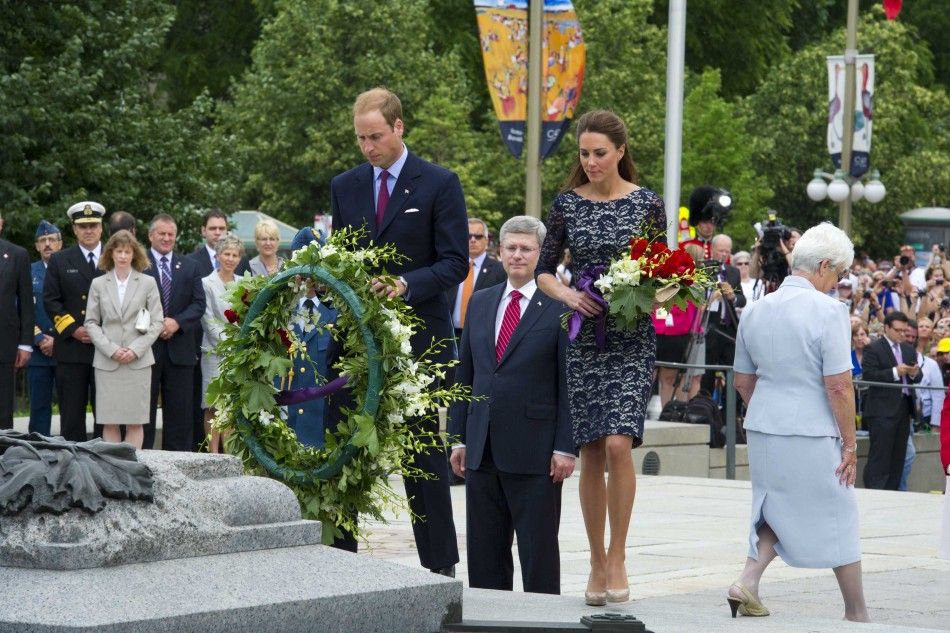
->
xmin=449 ymin=216 xmax=575 ymax=595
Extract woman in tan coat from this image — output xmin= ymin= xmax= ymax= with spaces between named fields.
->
xmin=85 ymin=230 xmax=164 ymax=448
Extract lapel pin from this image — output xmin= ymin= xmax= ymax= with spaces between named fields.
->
xmin=537 ymin=300 xmax=542 ymax=306
xmin=175 ymin=262 xmax=181 ymax=270
xmin=3 ymin=253 xmax=7 ymax=259
xmin=404 ymin=189 xmax=410 ymax=195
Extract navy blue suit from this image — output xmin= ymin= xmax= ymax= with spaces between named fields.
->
xmin=43 ymin=244 xmax=104 ymax=440
xmin=0 ymin=239 xmax=33 ymax=428
xmin=144 ymin=251 xmax=205 ymax=450
xmin=29 ymin=260 xmax=56 ymax=434
xmin=329 ymin=149 xmax=468 ymax=569
xmin=286 ymin=298 xmax=337 ymax=448
xmin=449 ymin=283 xmax=572 ymax=593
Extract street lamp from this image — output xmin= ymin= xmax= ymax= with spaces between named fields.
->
xmin=806 ymin=168 xmax=886 ymax=205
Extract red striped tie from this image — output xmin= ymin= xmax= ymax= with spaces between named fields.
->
xmin=496 ymin=289 xmax=523 ymax=363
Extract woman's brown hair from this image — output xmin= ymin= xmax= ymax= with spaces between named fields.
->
xmin=561 ymin=109 xmax=639 ymax=191
xmin=99 ymin=230 xmax=150 ymax=272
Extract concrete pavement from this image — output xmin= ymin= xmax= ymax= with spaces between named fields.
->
xmin=362 ymin=474 xmax=950 ymax=632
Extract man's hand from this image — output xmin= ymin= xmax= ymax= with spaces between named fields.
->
xmin=897 ymin=363 xmax=920 ymax=378
xmin=160 ymin=317 xmax=180 ymax=340
xmin=38 ymin=334 xmax=54 ymax=357
xmin=550 ymin=454 xmax=575 ymax=483
xmin=371 ymin=276 xmax=406 ymax=299
xmin=72 ymin=326 xmax=91 ymax=344
xmin=449 ymin=447 xmax=466 ymax=479
xmin=719 ymin=281 xmax=735 ymax=301
xmin=14 ymin=349 xmax=31 ymax=369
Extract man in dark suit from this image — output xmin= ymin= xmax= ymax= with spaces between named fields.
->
xmin=28 ymin=220 xmax=63 ymax=434
xmin=702 ymin=233 xmax=746 ymax=393
xmin=188 ymin=208 xmax=249 ymax=450
xmin=862 ymin=311 xmax=921 ymax=489
xmin=0 ymin=211 xmax=34 ymax=428
xmin=190 ymin=209 xmax=251 ymax=277
xmin=329 ymin=87 xmax=468 ymax=575
xmin=447 ymin=217 xmax=507 ymax=339
xmin=44 ymin=201 xmax=106 ymax=440
xmin=449 ymin=216 xmax=574 ymax=594
xmin=144 ymin=213 xmax=206 ymax=451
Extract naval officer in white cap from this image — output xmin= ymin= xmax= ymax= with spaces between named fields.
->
xmin=43 ymin=201 xmax=106 ymax=441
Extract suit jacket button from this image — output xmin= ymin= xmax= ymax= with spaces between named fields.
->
xmin=298 ymin=408 xmax=304 ymax=415
xmin=80 ymin=310 xmax=85 ymax=315
xmin=299 ymin=367 xmax=306 ymax=373
xmin=81 ymin=295 xmax=87 ymax=300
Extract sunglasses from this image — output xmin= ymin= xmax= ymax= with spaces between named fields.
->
xmin=469 ymin=233 xmax=486 ymax=241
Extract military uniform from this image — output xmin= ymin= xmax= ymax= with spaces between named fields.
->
xmin=43 ymin=202 xmax=105 ymax=441
xmin=28 ymin=220 xmax=61 ymax=434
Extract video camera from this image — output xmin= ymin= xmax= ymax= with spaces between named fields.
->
xmin=754 ymin=211 xmax=792 ymax=290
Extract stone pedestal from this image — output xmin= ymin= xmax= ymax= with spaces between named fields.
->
xmin=0 ymin=451 xmax=462 ymax=632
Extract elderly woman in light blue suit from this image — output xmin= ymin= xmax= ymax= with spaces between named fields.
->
xmin=730 ymin=223 xmax=868 ymax=623
xmin=85 ymin=231 xmax=164 ymax=449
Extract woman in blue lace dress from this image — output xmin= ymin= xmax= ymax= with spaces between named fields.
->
xmin=537 ymin=110 xmax=665 ymax=606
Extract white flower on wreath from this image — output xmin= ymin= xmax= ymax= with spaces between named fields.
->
xmin=318 ymin=243 xmax=339 ymax=258
xmin=258 ymin=410 xmax=274 ymax=426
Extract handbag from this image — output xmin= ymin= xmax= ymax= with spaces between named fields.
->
xmin=134 ymin=308 xmax=151 ymax=334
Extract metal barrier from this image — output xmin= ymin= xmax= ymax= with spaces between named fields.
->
xmin=654 ymin=360 xmax=737 ymax=479
xmin=648 ymin=368 xmax=947 ymax=482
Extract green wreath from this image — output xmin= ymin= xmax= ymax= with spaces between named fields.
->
xmin=206 ymin=228 xmax=467 ymax=543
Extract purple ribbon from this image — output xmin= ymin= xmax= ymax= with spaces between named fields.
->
xmin=568 ymin=264 xmax=608 ymax=351
xmin=275 ymin=375 xmax=349 ymax=406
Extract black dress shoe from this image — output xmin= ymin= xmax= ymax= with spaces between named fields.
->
xmin=431 ymin=565 xmax=455 ymax=578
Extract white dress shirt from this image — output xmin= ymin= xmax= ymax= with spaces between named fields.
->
xmin=113 ymin=271 xmax=130 ymax=310
xmin=79 ymin=243 xmax=102 ymax=269
xmin=495 ymin=280 xmax=536 ymax=343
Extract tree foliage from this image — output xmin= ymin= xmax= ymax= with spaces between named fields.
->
xmin=743 ymin=10 xmax=950 ymax=256
xmin=0 ymin=0 xmax=235 ymax=251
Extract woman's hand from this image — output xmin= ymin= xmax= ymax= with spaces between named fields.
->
xmin=567 ymin=287 xmax=604 ymax=318
xmin=835 ymin=444 xmax=858 ymax=486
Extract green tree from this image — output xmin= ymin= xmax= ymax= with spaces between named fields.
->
xmin=218 ymin=0 xmax=452 ymax=225
xmin=0 ymin=0 xmax=236 ymax=251
xmin=743 ymin=10 xmax=950 ymax=256
xmin=668 ymin=70 xmax=772 ymax=247
xmin=650 ymin=0 xmax=797 ymax=98
xmin=158 ymin=0 xmax=263 ymax=110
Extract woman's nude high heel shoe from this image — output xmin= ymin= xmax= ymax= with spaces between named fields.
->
xmin=585 ymin=590 xmax=607 ymax=606
xmin=726 ymin=582 xmax=770 ymax=618
xmin=606 ymin=587 xmax=630 ymax=603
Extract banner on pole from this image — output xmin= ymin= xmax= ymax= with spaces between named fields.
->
xmin=826 ymin=54 xmax=875 ymax=178
xmin=474 ymin=0 xmax=585 ymax=159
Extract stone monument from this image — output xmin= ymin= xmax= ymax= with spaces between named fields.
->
xmin=0 ymin=439 xmax=461 ymax=632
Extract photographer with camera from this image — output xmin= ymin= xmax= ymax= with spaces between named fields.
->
xmin=915 ymin=265 xmax=950 ymax=321
xmin=748 ymin=212 xmax=796 ymax=296
xmin=702 ymin=233 xmax=745 ymax=394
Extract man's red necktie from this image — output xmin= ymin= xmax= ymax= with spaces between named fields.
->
xmin=376 ymin=170 xmax=390 ymax=227
xmin=496 ymin=289 xmax=523 ymax=363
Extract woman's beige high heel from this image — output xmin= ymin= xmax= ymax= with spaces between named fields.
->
xmin=606 ymin=587 xmax=630 ymax=603
xmin=726 ymin=582 xmax=770 ymax=618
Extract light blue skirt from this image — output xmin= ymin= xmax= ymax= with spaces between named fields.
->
xmin=746 ymin=430 xmax=861 ymax=568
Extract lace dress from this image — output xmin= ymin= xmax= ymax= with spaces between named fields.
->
xmin=538 ymin=188 xmax=666 ymax=448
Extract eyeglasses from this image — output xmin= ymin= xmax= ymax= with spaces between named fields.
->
xmin=734 ymin=261 xmax=750 ymax=266
xmin=469 ymin=233 xmax=486 ymax=241
xmin=501 ymin=245 xmax=538 ymax=255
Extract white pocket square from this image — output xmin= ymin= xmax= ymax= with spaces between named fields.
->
xmin=404 ymin=208 xmax=420 ymax=214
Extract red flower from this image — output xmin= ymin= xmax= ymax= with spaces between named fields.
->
xmin=629 ymin=238 xmax=650 ymax=260
xmin=657 ymin=248 xmax=696 ymax=282
xmin=277 ymin=328 xmax=292 ymax=350
xmin=224 ymin=309 xmax=239 ymax=324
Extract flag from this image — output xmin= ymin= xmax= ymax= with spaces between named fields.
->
xmin=474 ymin=0 xmax=585 ymax=159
